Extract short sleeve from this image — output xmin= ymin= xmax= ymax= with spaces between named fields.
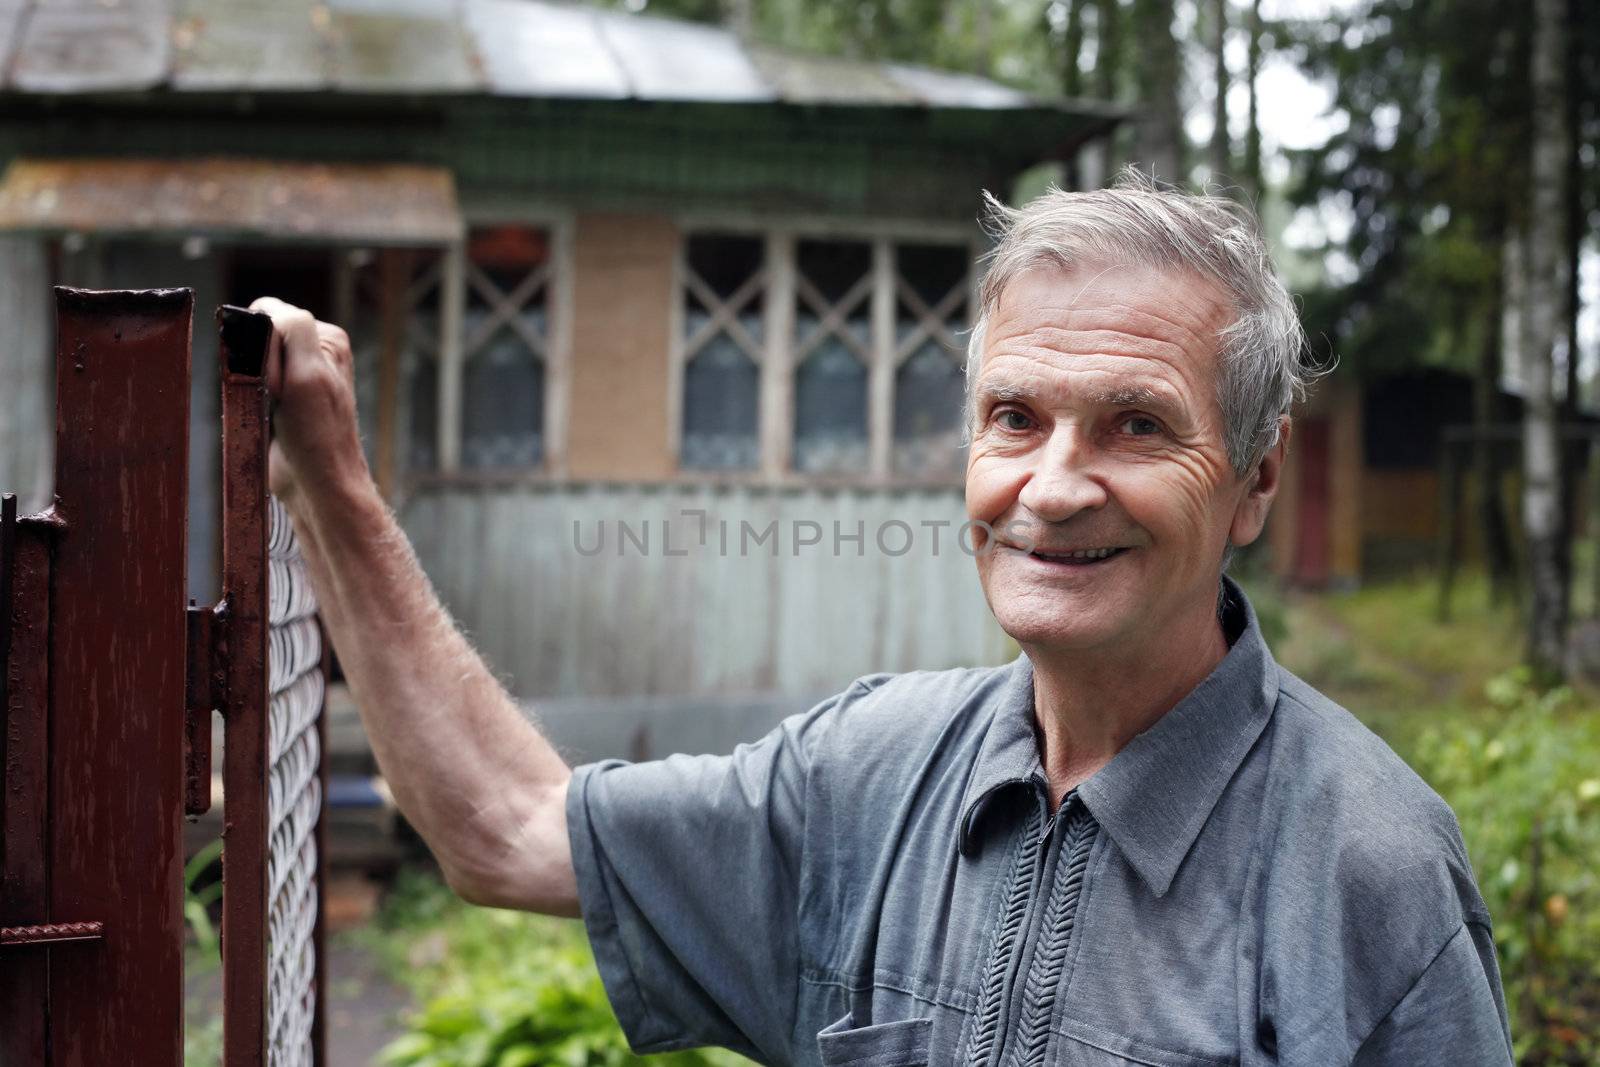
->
xmin=1351 ymin=921 xmax=1514 ymax=1066
xmin=566 ymin=688 xmax=850 ymax=1064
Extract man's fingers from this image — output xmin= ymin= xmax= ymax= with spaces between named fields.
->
xmin=248 ymin=296 xmax=319 ymax=399
xmin=316 ymin=322 xmax=356 ymax=389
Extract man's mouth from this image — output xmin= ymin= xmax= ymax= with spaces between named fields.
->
xmin=1025 ymin=546 xmax=1131 ymax=565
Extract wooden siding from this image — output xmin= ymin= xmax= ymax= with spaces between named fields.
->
xmin=400 ymin=481 xmax=1012 ymax=699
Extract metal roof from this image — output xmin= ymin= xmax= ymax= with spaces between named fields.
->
xmin=0 ymin=0 xmax=1114 ymax=112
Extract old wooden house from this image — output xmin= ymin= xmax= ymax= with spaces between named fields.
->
xmin=0 ymin=0 xmax=1126 ymax=707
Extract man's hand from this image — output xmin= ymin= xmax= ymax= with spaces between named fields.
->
xmin=240 ymin=296 xmax=579 ymax=916
xmin=247 ymin=296 xmax=368 ymax=508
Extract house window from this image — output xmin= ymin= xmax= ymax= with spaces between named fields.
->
xmin=892 ymin=242 xmax=972 ymax=478
xmin=460 ymin=224 xmax=550 ymax=470
xmin=675 ymin=228 xmax=974 ymax=482
xmin=680 ymin=233 xmax=765 ymax=470
xmin=792 ymin=239 xmax=871 ymax=474
xmin=342 ymin=247 xmax=444 ymax=475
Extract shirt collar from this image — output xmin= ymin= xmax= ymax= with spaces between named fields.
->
xmin=958 ymin=575 xmax=1281 ymax=898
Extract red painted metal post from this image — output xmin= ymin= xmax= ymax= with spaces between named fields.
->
xmin=45 ymin=287 xmax=193 ymax=1065
xmin=219 ymin=306 xmax=274 ymax=1067
xmin=216 ymin=304 xmax=330 ymax=1067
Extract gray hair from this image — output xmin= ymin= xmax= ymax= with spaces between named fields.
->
xmin=966 ymin=168 xmax=1315 ymax=476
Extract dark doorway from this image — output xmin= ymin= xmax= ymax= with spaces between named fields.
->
xmin=225 ymin=246 xmax=335 ymax=320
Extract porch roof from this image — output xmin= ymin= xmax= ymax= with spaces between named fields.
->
xmin=0 ymin=158 xmax=463 ymax=243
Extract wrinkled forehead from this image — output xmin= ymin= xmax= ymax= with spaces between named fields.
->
xmin=975 ymin=260 xmax=1236 ymax=393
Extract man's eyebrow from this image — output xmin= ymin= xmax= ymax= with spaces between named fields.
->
xmin=1090 ymin=386 xmax=1168 ymax=409
xmin=973 ymin=382 xmax=1035 ymax=406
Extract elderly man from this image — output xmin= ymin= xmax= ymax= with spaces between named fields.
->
xmin=257 ymin=175 xmax=1511 ymax=1067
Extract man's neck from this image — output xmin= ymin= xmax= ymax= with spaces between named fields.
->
xmin=1026 ymin=593 xmax=1232 ymax=809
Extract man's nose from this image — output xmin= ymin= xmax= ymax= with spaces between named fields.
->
xmin=1016 ymin=426 xmax=1109 ymax=522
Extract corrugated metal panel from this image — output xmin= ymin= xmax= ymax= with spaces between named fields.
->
xmin=171 ymin=0 xmax=328 ymax=91
xmin=749 ymin=46 xmax=919 ymax=107
xmin=327 ymin=0 xmax=483 ymax=93
xmin=465 ymin=0 xmax=628 ymax=99
xmin=9 ymin=0 xmax=171 ymax=93
xmin=400 ymin=482 xmax=1012 ymax=699
xmin=0 ymin=159 xmax=464 ymax=244
xmin=884 ymin=63 xmax=1039 ymax=109
xmin=0 ymin=0 xmax=1120 ymax=119
xmin=592 ymin=7 xmax=773 ymax=103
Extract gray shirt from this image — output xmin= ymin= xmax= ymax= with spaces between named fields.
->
xmin=567 ymin=578 xmax=1513 ymax=1067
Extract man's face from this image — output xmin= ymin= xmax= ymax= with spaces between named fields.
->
xmin=965 ymin=260 xmax=1279 ymax=655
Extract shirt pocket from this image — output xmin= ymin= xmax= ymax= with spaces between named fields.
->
xmin=1054 ymin=1018 xmax=1239 ymax=1067
xmin=817 ymin=1013 xmax=933 ymax=1067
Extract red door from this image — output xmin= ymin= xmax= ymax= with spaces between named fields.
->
xmin=1295 ymin=418 xmax=1332 ymax=586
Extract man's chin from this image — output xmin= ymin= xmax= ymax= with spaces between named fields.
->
xmin=992 ymin=609 xmax=1128 ymax=654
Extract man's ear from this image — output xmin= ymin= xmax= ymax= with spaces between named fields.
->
xmin=1229 ymin=417 xmax=1290 ymax=548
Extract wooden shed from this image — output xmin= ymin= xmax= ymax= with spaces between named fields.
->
xmin=0 ymin=0 xmax=1123 ymax=701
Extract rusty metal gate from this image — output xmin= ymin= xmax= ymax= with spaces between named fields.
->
xmin=0 ymin=289 xmax=328 ymax=1065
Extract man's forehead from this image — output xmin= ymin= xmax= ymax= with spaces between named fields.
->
xmin=987 ymin=259 xmax=1234 ymax=338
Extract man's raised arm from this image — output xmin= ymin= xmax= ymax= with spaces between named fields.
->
xmin=250 ymin=296 xmax=578 ymax=917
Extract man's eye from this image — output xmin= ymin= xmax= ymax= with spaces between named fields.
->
xmin=996 ymin=409 xmax=1033 ymax=431
xmin=1121 ymin=415 xmax=1162 ymax=436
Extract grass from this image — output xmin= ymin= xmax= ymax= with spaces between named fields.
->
xmin=1239 ymin=568 xmax=1538 ymax=751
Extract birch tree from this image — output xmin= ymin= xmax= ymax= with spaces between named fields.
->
xmin=1521 ymin=0 xmax=1570 ymax=678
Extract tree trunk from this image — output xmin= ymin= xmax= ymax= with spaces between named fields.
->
xmin=1209 ymin=0 xmax=1231 ymax=185
xmin=1133 ymin=0 xmax=1185 ymax=182
xmin=1477 ymin=274 xmax=1517 ymax=606
xmin=1521 ymin=0 xmax=1570 ymax=680
xmin=1244 ymin=0 xmax=1262 ymax=201
xmin=1559 ymin=0 xmax=1586 ymax=602
xmin=1062 ymin=0 xmax=1086 ymax=97
xmin=1094 ymin=0 xmax=1121 ymax=100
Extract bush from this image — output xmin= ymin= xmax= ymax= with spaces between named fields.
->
xmin=370 ymin=873 xmax=747 ymax=1067
xmin=1404 ymin=670 xmax=1600 ymax=1064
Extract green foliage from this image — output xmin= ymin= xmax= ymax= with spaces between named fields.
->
xmin=1405 ymin=670 xmax=1600 ymax=1064
xmin=1284 ymin=0 xmax=1600 ymax=379
xmin=185 ymin=838 xmax=225 ymax=965
xmin=184 ymin=838 xmax=225 ymax=1067
xmin=369 ymin=873 xmax=748 ymax=1067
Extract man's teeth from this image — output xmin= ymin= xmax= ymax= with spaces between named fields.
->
xmin=1037 ymin=547 xmax=1118 ymax=560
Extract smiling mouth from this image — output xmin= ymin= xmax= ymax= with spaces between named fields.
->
xmin=1026 ymin=546 xmax=1131 ymax=565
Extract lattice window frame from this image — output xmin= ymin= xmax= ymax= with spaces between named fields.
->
xmin=363 ymin=217 xmax=573 ymax=483
xmin=670 ymin=221 xmax=981 ymax=484
xmin=669 ymin=231 xmax=773 ymax=473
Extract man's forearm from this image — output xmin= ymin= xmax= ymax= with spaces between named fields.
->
xmin=286 ymin=472 xmax=578 ymax=915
